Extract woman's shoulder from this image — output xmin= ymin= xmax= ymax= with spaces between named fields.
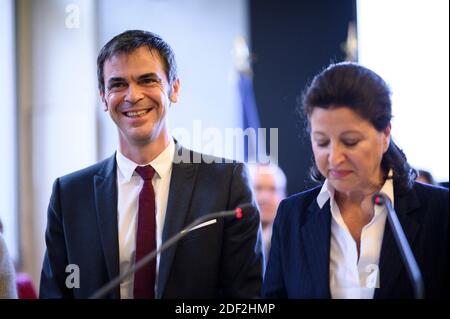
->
xmin=412 ymin=181 xmax=449 ymax=203
xmin=275 ymin=185 xmax=323 ymax=222
xmin=282 ymin=185 xmax=322 ymax=206
xmin=400 ymin=182 xmax=449 ymax=227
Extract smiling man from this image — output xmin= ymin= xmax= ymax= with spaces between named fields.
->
xmin=39 ymin=30 xmax=263 ymax=299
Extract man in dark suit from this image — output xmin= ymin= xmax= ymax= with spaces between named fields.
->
xmin=39 ymin=30 xmax=263 ymax=299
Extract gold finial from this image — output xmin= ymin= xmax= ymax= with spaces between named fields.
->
xmin=233 ymin=36 xmax=251 ymax=73
xmin=342 ymin=21 xmax=358 ymax=62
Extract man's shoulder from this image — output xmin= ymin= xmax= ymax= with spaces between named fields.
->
xmin=57 ymin=154 xmax=115 ymax=185
xmin=413 ymin=181 xmax=449 ymax=199
xmin=174 ymin=145 xmax=243 ymax=168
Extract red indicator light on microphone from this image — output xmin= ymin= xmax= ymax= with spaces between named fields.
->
xmin=235 ymin=207 xmax=243 ymax=219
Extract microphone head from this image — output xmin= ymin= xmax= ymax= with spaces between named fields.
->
xmin=372 ymin=192 xmax=391 ymax=206
xmin=234 ymin=203 xmax=256 ymax=219
xmin=235 ymin=207 xmax=243 ymax=219
xmin=373 ymin=194 xmax=384 ymax=206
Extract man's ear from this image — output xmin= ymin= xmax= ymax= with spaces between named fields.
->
xmin=100 ymin=90 xmax=108 ymax=111
xmin=169 ymin=79 xmax=180 ymax=103
xmin=383 ymin=123 xmax=391 ymax=153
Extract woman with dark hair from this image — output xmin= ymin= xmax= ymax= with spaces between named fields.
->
xmin=262 ymin=62 xmax=449 ymax=299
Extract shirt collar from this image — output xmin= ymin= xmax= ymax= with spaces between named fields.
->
xmin=317 ymin=179 xmax=335 ymax=209
xmin=116 ymin=138 xmax=176 ymax=183
xmin=316 ymin=169 xmax=395 ymax=209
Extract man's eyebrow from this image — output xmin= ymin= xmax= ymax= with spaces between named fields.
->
xmin=107 ymin=77 xmax=126 ymax=84
xmin=106 ymin=73 xmax=162 ymax=86
xmin=138 ymin=73 xmax=161 ymax=80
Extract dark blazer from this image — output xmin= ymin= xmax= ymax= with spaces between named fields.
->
xmin=262 ymin=182 xmax=449 ymax=299
xmin=40 ymin=143 xmax=263 ymax=298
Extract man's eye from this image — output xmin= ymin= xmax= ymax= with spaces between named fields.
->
xmin=110 ymin=82 xmax=126 ymax=89
xmin=142 ymin=78 xmax=158 ymax=85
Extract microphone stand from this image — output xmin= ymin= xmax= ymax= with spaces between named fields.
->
xmin=90 ymin=205 xmax=250 ymax=299
xmin=373 ymin=192 xmax=425 ymax=299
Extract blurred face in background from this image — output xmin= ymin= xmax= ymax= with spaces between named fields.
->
xmin=252 ymin=165 xmax=286 ymax=228
xmin=310 ymin=107 xmax=391 ymax=197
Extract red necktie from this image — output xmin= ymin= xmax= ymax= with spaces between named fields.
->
xmin=134 ymin=165 xmax=156 ymax=299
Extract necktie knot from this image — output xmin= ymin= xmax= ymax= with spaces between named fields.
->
xmin=135 ymin=165 xmax=155 ymax=181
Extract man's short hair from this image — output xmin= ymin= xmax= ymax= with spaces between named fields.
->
xmin=97 ymin=30 xmax=178 ymax=93
xmin=248 ymin=163 xmax=287 ymax=194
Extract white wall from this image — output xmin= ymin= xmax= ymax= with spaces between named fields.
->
xmin=357 ymin=0 xmax=449 ymax=182
xmin=19 ymin=0 xmax=98 ymax=284
xmin=96 ymin=0 xmax=249 ymax=160
xmin=0 ymin=0 xmax=18 ymax=261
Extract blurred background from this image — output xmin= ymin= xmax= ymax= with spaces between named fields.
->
xmin=0 ymin=0 xmax=448 ymax=293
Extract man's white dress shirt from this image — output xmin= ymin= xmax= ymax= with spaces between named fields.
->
xmin=116 ymin=139 xmax=175 ymax=299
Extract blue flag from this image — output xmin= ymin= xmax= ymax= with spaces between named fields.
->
xmin=238 ymin=72 xmax=261 ymax=162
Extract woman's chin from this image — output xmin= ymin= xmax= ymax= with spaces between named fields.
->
xmin=329 ymin=180 xmax=356 ymax=194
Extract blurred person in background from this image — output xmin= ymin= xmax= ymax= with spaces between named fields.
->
xmin=0 ymin=218 xmax=18 ymax=299
xmin=249 ymin=163 xmax=287 ymax=265
xmin=415 ymin=169 xmax=436 ymax=186
xmin=0 ymin=219 xmax=37 ymax=299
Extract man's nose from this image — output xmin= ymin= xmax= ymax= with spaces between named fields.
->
xmin=257 ymin=189 xmax=274 ymax=202
xmin=124 ymin=83 xmax=144 ymax=104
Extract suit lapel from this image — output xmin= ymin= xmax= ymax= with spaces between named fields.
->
xmin=301 ymin=199 xmax=332 ymax=298
xmin=157 ymin=145 xmax=198 ymax=298
xmin=375 ymin=187 xmax=421 ymax=299
xmin=93 ymin=154 xmax=120 ymax=298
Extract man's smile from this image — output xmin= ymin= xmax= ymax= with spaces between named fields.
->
xmin=122 ymin=108 xmax=153 ymax=118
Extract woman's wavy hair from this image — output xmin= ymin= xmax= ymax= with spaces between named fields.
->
xmin=300 ymin=62 xmax=416 ymax=193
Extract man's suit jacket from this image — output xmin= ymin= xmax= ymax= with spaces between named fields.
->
xmin=40 ymin=143 xmax=263 ymax=298
xmin=262 ymin=182 xmax=449 ymax=298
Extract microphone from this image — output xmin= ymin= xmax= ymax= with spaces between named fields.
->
xmin=372 ymin=192 xmax=425 ymax=299
xmin=90 ymin=203 xmax=256 ymax=299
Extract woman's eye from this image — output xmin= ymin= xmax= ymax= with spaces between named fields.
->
xmin=343 ymin=140 xmax=359 ymax=147
xmin=316 ymin=141 xmax=329 ymax=147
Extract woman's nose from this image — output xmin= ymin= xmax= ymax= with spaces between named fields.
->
xmin=328 ymin=143 xmax=346 ymax=166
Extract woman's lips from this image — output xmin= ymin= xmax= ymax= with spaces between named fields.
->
xmin=329 ymin=169 xmax=352 ymax=178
